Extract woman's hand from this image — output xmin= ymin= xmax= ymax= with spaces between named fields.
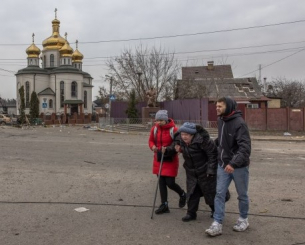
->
xmin=152 ymin=145 xmax=158 ymax=152
xmin=161 ymin=146 xmax=167 ymax=153
xmin=175 ymin=145 xmax=181 ymax=153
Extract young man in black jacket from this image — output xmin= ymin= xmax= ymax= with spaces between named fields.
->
xmin=206 ymin=97 xmax=251 ymax=237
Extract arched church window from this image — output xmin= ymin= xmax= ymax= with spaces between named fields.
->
xmin=44 ymin=55 xmax=46 ymax=68
xmin=71 ymin=82 xmax=77 ymax=97
xmin=84 ymin=91 xmax=87 ymax=109
xmin=60 ymin=81 xmax=64 ymax=108
xmin=50 ymin=54 xmax=54 ymax=67
xmin=49 ymin=99 xmax=53 ymax=108
xmin=25 ymin=81 xmax=30 ymax=108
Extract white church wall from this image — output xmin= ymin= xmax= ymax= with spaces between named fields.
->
xmin=35 ymin=75 xmax=50 ymax=95
xmin=83 ymin=88 xmax=93 ymax=114
xmin=38 ymin=95 xmax=56 ymax=114
xmin=54 ymin=73 xmax=83 ymax=112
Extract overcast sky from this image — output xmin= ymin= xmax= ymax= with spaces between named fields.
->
xmin=1 ymin=0 xmax=305 ymax=100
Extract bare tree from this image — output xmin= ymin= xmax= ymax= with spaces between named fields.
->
xmin=106 ymin=45 xmax=180 ymax=102
xmin=96 ymin=86 xmax=108 ymax=105
xmin=266 ymin=77 xmax=305 ymax=107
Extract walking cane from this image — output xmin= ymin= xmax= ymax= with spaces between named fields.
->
xmin=151 ymin=151 xmax=165 ymax=219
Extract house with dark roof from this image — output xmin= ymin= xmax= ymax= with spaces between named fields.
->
xmin=182 ymin=61 xmax=234 ymax=80
xmin=176 ymin=61 xmax=269 ymax=120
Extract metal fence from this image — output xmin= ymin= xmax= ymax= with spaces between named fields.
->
xmin=98 ymin=118 xmax=217 ymax=134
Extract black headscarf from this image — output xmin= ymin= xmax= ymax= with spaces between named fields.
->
xmin=223 ymin=97 xmax=237 ymax=116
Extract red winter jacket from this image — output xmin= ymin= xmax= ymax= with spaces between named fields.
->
xmin=148 ymin=118 xmax=179 ymax=177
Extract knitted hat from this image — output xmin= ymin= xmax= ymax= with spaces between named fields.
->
xmin=178 ymin=122 xmax=197 ymax=135
xmin=155 ymin=110 xmax=168 ymax=121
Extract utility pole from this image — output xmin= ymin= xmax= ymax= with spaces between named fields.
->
xmin=263 ymin=77 xmax=267 ymax=93
xmin=136 ymin=71 xmax=143 ymax=101
xmin=108 ymin=76 xmax=113 ymax=119
xmin=258 ymin=64 xmax=262 ymax=85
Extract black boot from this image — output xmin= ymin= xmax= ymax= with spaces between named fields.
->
xmin=155 ymin=203 xmax=170 ymax=214
xmin=182 ymin=213 xmax=197 ymax=222
xmin=179 ymin=191 xmax=187 ymax=208
xmin=209 ymin=205 xmax=215 ymax=218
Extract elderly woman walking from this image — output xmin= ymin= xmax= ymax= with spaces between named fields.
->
xmin=167 ymin=122 xmax=230 ymax=221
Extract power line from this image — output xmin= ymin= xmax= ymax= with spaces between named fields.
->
xmin=238 ymin=48 xmax=305 ymax=77
xmin=80 ymin=40 xmax=305 ymax=60
xmin=2 ymin=39 xmax=305 ymax=61
xmin=0 ymin=19 xmax=305 ymax=46
xmin=175 ymin=46 xmax=305 ymax=61
xmin=79 ymin=19 xmax=305 ymax=44
xmin=1 ymin=46 xmax=302 ymax=71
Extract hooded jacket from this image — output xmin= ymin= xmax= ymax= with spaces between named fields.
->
xmin=148 ymin=118 xmax=179 ymax=177
xmin=217 ymin=97 xmax=251 ymax=169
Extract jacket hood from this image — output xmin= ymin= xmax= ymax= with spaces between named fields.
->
xmin=222 ymin=110 xmax=242 ymax=121
xmin=174 ymin=124 xmax=210 ymax=144
xmin=156 ymin=118 xmax=175 ymax=129
xmin=224 ymin=97 xmax=237 ymax=116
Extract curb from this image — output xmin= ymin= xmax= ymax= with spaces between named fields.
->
xmin=95 ymin=128 xmax=305 ymax=142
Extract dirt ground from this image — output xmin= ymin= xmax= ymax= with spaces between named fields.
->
xmin=0 ymin=125 xmax=304 ymax=245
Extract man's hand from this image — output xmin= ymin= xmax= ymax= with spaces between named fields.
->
xmin=152 ymin=145 xmax=158 ymax=152
xmin=224 ymin=165 xmax=234 ymax=173
xmin=175 ymin=145 xmax=181 ymax=153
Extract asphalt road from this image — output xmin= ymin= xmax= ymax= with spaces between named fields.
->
xmin=0 ymin=126 xmax=304 ymax=245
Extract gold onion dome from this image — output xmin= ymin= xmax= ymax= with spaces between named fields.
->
xmin=42 ymin=14 xmax=65 ymax=50
xmin=72 ymin=40 xmax=84 ymax=62
xmin=26 ymin=33 xmax=41 ymax=58
xmin=59 ymin=32 xmax=73 ymax=57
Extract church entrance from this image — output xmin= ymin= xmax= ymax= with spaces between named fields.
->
xmin=70 ymin=104 xmax=78 ymax=115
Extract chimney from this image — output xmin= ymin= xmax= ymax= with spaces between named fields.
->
xmin=207 ymin=61 xmax=214 ymax=70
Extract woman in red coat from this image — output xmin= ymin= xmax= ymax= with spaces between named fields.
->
xmin=148 ymin=110 xmax=186 ymax=214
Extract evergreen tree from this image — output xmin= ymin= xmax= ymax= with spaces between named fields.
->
xmin=125 ymin=89 xmax=138 ymax=118
xmin=18 ymin=86 xmax=26 ymax=124
xmin=29 ymin=91 xmax=39 ymax=120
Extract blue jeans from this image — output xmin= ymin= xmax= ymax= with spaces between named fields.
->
xmin=213 ymin=165 xmax=249 ymax=224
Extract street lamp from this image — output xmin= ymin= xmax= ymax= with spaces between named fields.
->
xmin=105 ymin=75 xmax=113 ymax=120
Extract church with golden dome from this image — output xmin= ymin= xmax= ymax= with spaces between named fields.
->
xmin=15 ymin=9 xmax=93 ymax=124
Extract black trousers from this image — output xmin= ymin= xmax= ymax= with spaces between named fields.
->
xmin=187 ymin=184 xmax=214 ymax=217
xmin=159 ymin=176 xmax=184 ymax=204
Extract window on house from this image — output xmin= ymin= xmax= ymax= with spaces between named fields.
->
xmin=49 ymin=99 xmax=53 ymax=108
xmin=25 ymin=81 xmax=30 ymax=108
xmin=84 ymin=91 xmax=87 ymax=109
xmin=247 ymin=104 xmax=259 ymax=109
xmin=50 ymin=54 xmax=54 ymax=67
xmin=71 ymin=81 xmax=77 ymax=97
xmin=60 ymin=81 xmax=64 ymax=107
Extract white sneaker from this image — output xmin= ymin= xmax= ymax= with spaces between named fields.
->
xmin=205 ymin=221 xmax=223 ymax=237
xmin=233 ymin=217 xmax=249 ymax=232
